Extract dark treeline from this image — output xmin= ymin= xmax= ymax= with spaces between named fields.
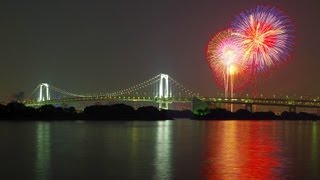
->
xmin=193 ymin=108 xmax=320 ymax=121
xmin=0 ymin=102 xmax=169 ymax=121
xmin=0 ymin=102 xmax=319 ymax=121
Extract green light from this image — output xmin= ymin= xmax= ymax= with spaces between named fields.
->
xmin=154 ymin=121 xmax=172 ymax=179
xmin=311 ymin=122 xmax=319 ymax=176
xmin=35 ymin=122 xmax=51 ymax=180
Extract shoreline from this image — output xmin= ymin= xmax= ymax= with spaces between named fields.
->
xmin=1 ymin=102 xmax=319 ymax=121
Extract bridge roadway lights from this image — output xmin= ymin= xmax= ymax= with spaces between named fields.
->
xmin=156 ymin=98 xmax=172 ymax=110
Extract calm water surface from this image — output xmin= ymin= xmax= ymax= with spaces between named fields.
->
xmin=0 ymin=120 xmax=319 ymax=179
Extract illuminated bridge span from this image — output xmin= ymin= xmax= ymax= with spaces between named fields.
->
xmin=24 ymin=73 xmax=320 ymax=112
xmin=24 ymin=74 xmax=200 ymax=109
xmin=199 ymin=97 xmax=320 ymax=112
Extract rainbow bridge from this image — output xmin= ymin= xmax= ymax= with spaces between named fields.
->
xmin=24 ymin=74 xmax=320 ymax=112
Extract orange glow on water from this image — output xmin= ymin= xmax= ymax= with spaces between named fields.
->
xmin=202 ymin=121 xmax=283 ymax=179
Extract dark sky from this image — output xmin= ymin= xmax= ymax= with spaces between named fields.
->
xmin=1 ymin=0 xmax=320 ymax=100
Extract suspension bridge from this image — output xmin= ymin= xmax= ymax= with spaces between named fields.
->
xmin=24 ymin=74 xmax=200 ymax=109
xmin=23 ymin=73 xmax=320 ymax=112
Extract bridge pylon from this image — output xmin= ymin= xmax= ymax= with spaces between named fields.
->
xmin=38 ymin=83 xmax=50 ymax=102
xmin=157 ymin=74 xmax=171 ymax=110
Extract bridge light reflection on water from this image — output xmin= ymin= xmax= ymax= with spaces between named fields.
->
xmin=154 ymin=121 xmax=172 ymax=180
xmin=35 ymin=122 xmax=51 ymax=180
xmin=311 ymin=122 xmax=319 ymax=177
xmin=0 ymin=121 xmax=319 ymax=179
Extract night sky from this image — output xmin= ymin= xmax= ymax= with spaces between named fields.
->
xmin=1 ymin=0 xmax=320 ymax=101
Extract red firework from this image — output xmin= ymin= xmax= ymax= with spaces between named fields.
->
xmin=231 ymin=5 xmax=294 ymax=72
xmin=206 ymin=29 xmax=251 ymax=96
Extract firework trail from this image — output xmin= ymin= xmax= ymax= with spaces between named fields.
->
xmin=206 ymin=29 xmax=250 ymax=100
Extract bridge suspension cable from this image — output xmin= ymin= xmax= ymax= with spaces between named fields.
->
xmin=50 ymin=85 xmax=88 ymax=98
xmin=26 ymin=84 xmax=41 ymax=100
xmin=94 ymin=74 xmax=161 ymax=97
xmin=168 ymin=76 xmax=200 ymax=98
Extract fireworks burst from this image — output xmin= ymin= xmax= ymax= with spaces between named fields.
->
xmin=206 ymin=5 xmax=295 ymax=100
xmin=206 ymin=29 xmax=250 ymax=98
xmin=231 ymin=5 xmax=294 ymax=72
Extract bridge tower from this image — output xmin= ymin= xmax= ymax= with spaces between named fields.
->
xmin=158 ymin=74 xmax=170 ymax=109
xmin=159 ymin=74 xmax=169 ymax=98
xmin=38 ymin=83 xmax=51 ymax=102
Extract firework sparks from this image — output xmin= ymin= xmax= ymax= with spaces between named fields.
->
xmin=231 ymin=5 xmax=294 ymax=72
xmin=206 ymin=29 xmax=250 ymax=98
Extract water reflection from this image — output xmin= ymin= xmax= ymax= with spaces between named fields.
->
xmin=1 ymin=120 xmax=319 ymax=179
xmin=129 ymin=122 xmax=139 ymax=178
xmin=154 ymin=121 xmax=173 ymax=180
xmin=35 ymin=122 xmax=51 ymax=180
xmin=311 ymin=122 xmax=319 ymax=177
xmin=203 ymin=121 xmax=285 ymax=179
